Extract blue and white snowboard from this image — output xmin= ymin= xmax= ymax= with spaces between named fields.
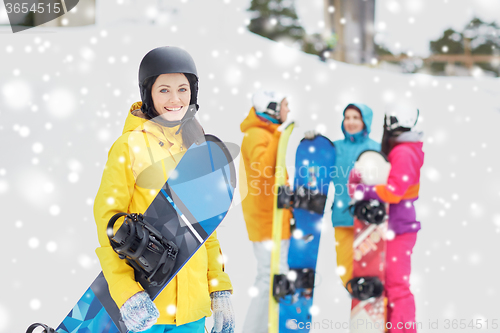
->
xmin=28 ymin=135 xmax=237 ymax=333
xmin=280 ymin=135 xmax=335 ymax=332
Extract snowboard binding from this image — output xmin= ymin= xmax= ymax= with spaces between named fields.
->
xmin=26 ymin=323 xmax=56 ymax=333
xmin=292 ymin=268 xmax=316 ymax=299
xmin=292 ymin=268 xmax=315 ymax=290
xmin=350 ymin=199 xmax=387 ymax=225
xmin=273 ymin=268 xmax=316 ymax=302
xmin=293 ymin=185 xmax=327 ymax=214
xmin=277 ymin=185 xmax=327 ymax=215
xmin=346 ymin=276 xmax=384 ymax=301
xmin=107 ymin=212 xmax=179 ymax=287
xmin=277 ymin=185 xmax=294 ymax=209
xmin=272 ymin=273 xmax=296 ymax=302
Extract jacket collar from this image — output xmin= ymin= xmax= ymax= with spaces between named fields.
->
xmin=240 ymin=107 xmax=280 ymax=133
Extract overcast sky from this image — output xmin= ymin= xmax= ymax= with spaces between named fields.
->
xmin=294 ymin=0 xmax=500 ymax=57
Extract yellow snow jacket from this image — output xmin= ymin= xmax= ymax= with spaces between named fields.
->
xmin=239 ymin=108 xmax=292 ymax=242
xmin=94 ymin=102 xmax=232 ymax=325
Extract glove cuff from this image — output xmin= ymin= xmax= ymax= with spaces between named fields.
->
xmin=120 ymin=291 xmax=159 ymax=332
xmin=210 ymin=290 xmax=231 ymax=300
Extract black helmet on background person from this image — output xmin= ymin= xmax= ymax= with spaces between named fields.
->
xmin=138 ymin=46 xmax=199 ymax=127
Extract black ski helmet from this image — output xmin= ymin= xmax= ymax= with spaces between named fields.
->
xmin=138 ymin=46 xmax=199 ymax=122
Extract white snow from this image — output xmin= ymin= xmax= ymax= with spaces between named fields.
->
xmin=0 ymin=303 xmax=9 ymax=332
xmin=29 ymin=299 xmax=41 ymax=311
xmin=18 ymin=126 xmax=30 ymax=137
xmin=46 ymin=241 xmax=58 ymax=253
xmin=78 ymin=254 xmax=94 ymax=269
xmin=0 ymin=180 xmax=8 ymax=194
xmin=166 ymin=304 xmax=177 ymax=315
xmin=68 ymin=172 xmax=79 ymax=183
xmin=32 ymin=143 xmax=43 ymax=154
xmin=248 ymin=286 xmax=258 ymax=297
xmin=28 ymin=237 xmax=40 ymax=249
xmin=49 ymin=205 xmax=61 ymax=216
xmin=45 ymin=89 xmax=77 ymax=119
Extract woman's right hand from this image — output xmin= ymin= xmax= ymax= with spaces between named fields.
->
xmin=120 ymin=291 xmax=159 ymax=332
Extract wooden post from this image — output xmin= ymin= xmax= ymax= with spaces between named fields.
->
xmin=332 ymin=0 xmax=345 ymax=62
xmin=464 ymin=38 xmax=473 ymax=69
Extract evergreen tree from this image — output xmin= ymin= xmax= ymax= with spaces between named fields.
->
xmin=464 ymin=18 xmax=500 ymax=76
xmin=463 ymin=18 xmax=500 ymax=55
xmin=247 ymin=0 xmax=305 ymax=43
xmin=374 ymin=43 xmax=394 ymax=57
xmin=429 ymin=18 xmax=500 ymax=76
xmin=428 ymin=28 xmax=463 ymax=73
xmin=430 ymin=28 xmax=464 ymax=55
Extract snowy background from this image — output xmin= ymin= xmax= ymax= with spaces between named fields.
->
xmin=1 ymin=0 xmax=500 ymax=332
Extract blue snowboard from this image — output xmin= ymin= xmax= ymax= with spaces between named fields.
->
xmin=279 ymin=135 xmax=335 ymax=332
xmin=28 ymin=135 xmax=237 ymax=333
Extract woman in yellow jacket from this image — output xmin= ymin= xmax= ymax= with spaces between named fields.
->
xmin=93 ymin=47 xmax=234 ymax=333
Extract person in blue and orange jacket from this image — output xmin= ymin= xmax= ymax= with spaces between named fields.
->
xmin=330 ymin=104 xmax=380 ymax=287
xmin=349 ymin=103 xmax=424 ymax=332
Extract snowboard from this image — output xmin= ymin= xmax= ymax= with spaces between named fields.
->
xmin=279 ymin=135 xmax=336 ymax=332
xmin=347 ymin=150 xmax=391 ymax=333
xmin=268 ymin=122 xmax=295 ymax=333
xmin=27 ymin=134 xmax=237 ymax=333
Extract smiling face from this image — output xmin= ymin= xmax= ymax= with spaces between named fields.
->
xmin=151 ymin=73 xmax=191 ymax=122
xmin=343 ymin=107 xmax=365 ymax=134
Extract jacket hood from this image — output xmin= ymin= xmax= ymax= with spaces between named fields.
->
xmin=341 ymin=103 xmax=374 ymax=141
xmin=123 ymin=101 xmax=149 ymax=134
xmin=240 ymin=107 xmax=280 ymax=133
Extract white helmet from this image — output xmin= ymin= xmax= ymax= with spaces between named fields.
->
xmin=385 ymin=102 xmax=419 ymax=131
xmin=252 ymin=90 xmax=286 ymax=120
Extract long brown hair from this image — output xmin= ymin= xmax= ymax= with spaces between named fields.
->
xmin=381 ymin=115 xmax=410 ymax=156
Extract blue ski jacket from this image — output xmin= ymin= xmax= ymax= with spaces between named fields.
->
xmin=331 ymin=103 xmax=381 ymax=227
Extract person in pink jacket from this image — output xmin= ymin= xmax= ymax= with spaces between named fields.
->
xmin=349 ymin=103 xmax=424 ymax=332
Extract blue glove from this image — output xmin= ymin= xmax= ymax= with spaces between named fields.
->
xmin=211 ymin=290 xmax=235 ymax=333
xmin=120 ymin=291 xmax=159 ymax=332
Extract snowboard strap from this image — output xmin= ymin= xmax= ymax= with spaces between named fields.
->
xmin=26 ymin=323 xmax=55 ymax=333
xmin=277 ymin=185 xmax=294 ymax=209
xmin=272 ymin=269 xmax=316 ymax=302
xmin=276 ymin=185 xmax=327 ymax=215
xmin=272 ymin=274 xmax=296 ymax=302
xmin=293 ymin=185 xmax=327 ymax=214
xmin=107 ymin=212 xmax=179 ymax=287
xmin=346 ymin=276 xmax=384 ymax=301
xmin=349 ymin=200 xmax=387 ymax=225
xmin=291 ymin=268 xmax=315 ymax=289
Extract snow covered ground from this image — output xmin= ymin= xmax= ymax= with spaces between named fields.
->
xmin=1 ymin=1 xmax=500 ymax=332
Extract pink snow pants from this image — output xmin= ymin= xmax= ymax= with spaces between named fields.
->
xmin=385 ymin=231 xmax=418 ymax=333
